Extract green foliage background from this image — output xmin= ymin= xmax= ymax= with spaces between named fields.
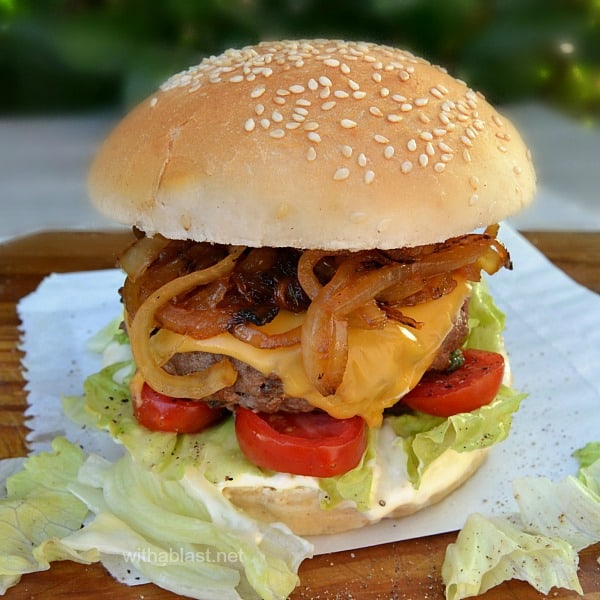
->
xmin=1 ymin=0 xmax=598 ymax=120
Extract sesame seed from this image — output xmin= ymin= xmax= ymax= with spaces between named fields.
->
xmin=433 ymin=127 xmax=447 ymax=137
xmin=466 ymin=127 xmax=477 ymax=139
xmin=358 ymin=153 xmax=367 ymax=167
xmin=514 ymin=165 xmax=523 ymax=175
xmin=492 ymin=115 xmax=504 ymax=127
xmin=334 ymin=90 xmax=350 ymax=98
xmin=460 ymin=135 xmax=473 ymax=147
xmin=497 ymin=144 xmax=508 ymax=153
xmin=369 ymin=106 xmax=384 ymax=117
xmin=308 ymin=78 xmax=319 ymax=91
xmin=304 ymin=121 xmax=319 ymax=131
xmin=439 ymin=141 xmax=453 ymax=153
xmin=398 ymin=70 xmax=410 ymax=81
xmin=307 ymin=131 xmax=322 ymax=143
xmin=321 ymin=100 xmax=337 ymax=111
xmin=150 ymin=97 xmax=158 ymax=107
xmin=469 ymin=193 xmax=479 ymax=205
xmin=292 ymin=113 xmax=306 ymax=122
xmin=441 ymin=153 xmax=453 ymax=162
xmin=340 ymin=63 xmax=351 ymax=74
xmin=276 ymin=88 xmax=290 ymax=96
xmin=353 ymin=91 xmax=367 ymax=99
xmin=437 ymin=83 xmax=449 ymax=94
xmin=251 ymin=86 xmax=266 ymax=98
xmin=319 ymin=87 xmax=331 ymax=99
xmin=392 ymin=94 xmax=407 ymax=103
xmin=420 ymin=131 xmax=433 ymax=141
xmin=400 ymin=103 xmax=413 ymax=112
xmin=286 ymin=122 xmax=301 ymax=130
xmin=296 ymin=98 xmax=312 ymax=107
xmin=426 ymin=142 xmax=435 ymax=156
xmin=341 ymin=145 xmax=353 ymax=158
xmin=260 ymin=118 xmax=270 ymax=129
xmin=307 ymin=147 xmax=317 ymax=161
xmin=244 ymin=118 xmax=256 ymax=132
xmin=334 ymin=167 xmax=350 ymax=181
xmin=387 ymin=114 xmax=403 ymax=123
xmin=414 ymin=97 xmax=429 ymax=107
xmin=289 ymin=84 xmax=305 ymax=94
xmin=374 ymin=134 xmax=390 ymax=144
xmin=407 ymin=139 xmax=417 ymax=152
xmin=384 ymin=145 xmax=395 ymax=159
xmin=348 ymin=79 xmax=360 ymax=91
xmin=270 ymin=128 xmax=285 ymax=138
xmin=273 ymin=96 xmax=286 ymax=105
xmin=341 ymin=119 xmax=357 ymax=129
xmin=272 ymin=110 xmax=283 ymax=122
xmin=319 ymin=75 xmax=333 ymax=87
xmin=380 ymin=87 xmax=390 ymax=97
xmin=372 ymin=72 xmax=382 ymax=83
xmin=463 ymin=149 xmax=472 ymax=162
xmin=294 ymin=107 xmax=309 ymax=116
xmin=255 ymin=103 xmax=265 ymax=115
xmin=364 ymin=170 xmax=375 ymax=184
xmin=229 ymin=74 xmax=244 ymax=83
xmin=324 ymin=58 xmax=340 ymax=67
xmin=434 ymin=162 xmax=446 ymax=173
xmin=401 ymin=160 xmax=413 ymax=173
xmin=430 ymin=87 xmax=444 ymax=99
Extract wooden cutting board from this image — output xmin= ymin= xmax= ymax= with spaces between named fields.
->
xmin=1 ymin=230 xmax=599 ymax=599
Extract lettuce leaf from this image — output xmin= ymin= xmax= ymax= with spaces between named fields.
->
xmin=388 ymin=385 xmax=525 ymax=486
xmin=442 ymin=444 xmax=600 ymax=599
xmin=62 ymin=453 xmax=313 ymax=600
xmin=0 ymin=437 xmax=97 ymax=594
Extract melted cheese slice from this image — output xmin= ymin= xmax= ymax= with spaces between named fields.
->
xmin=150 ymin=280 xmax=470 ymax=426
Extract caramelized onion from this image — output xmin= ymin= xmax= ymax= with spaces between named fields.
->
xmin=231 ymin=322 xmax=302 ymax=349
xmin=119 ymin=234 xmax=170 ymax=280
xmin=124 ymin=225 xmax=510 ymax=401
xmin=129 ymin=246 xmax=244 ymax=399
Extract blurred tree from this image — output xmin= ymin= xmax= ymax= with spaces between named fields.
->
xmin=0 ymin=0 xmax=598 ymax=121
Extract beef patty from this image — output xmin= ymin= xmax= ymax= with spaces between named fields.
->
xmin=163 ymin=299 xmax=469 ymax=413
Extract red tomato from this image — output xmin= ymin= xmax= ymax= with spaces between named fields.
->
xmin=133 ymin=381 xmax=225 ymax=433
xmin=235 ymin=407 xmax=367 ymax=477
xmin=402 ymin=349 xmax=505 ymax=417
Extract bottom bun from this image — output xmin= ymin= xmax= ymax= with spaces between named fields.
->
xmin=223 ymin=446 xmax=489 ymax=536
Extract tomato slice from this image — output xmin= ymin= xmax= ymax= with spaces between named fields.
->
xmin=402 ymin=349 xmax=505 ymax=417
xmin=132 ymin=380 xmax=225 ymax=433
xmin=235 ymin=407 xmax=367 ymax=477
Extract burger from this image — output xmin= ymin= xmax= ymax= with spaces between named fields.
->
xmin=88 ymin=39 xmax=535 ymax=537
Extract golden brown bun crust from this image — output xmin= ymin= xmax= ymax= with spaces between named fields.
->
xmin=223 ymin=447 xmax=489 ymax=536
xmin=89 ymin=40 xmax=535 ymax=250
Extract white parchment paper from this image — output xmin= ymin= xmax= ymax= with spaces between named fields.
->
xmin=15 ymin=225 xmax=600 ymax=556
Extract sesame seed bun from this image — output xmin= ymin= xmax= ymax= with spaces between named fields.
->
xmin=89 ymin=39 xmax=536 ymax=250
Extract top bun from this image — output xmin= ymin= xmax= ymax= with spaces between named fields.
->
xmin=89 ymin=39 xmax=536 ymax=250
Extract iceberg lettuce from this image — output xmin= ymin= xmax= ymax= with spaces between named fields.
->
xmin=0 ymin=437 xmax=97 ymax=594
xmin=443 ymin=442 xmax=600 ymax=599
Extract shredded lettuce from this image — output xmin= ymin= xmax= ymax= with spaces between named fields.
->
xmin=443 ymin=442 xmax=600 ymax=599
